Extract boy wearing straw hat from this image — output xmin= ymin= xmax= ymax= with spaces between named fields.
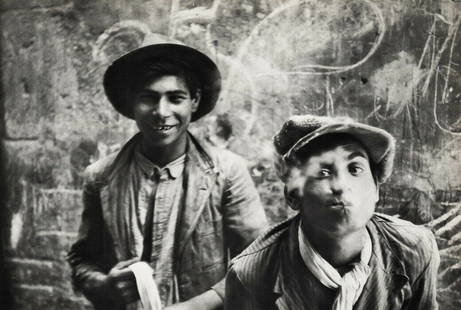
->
xmin=67 ymin=43 xmax=267 ymax=310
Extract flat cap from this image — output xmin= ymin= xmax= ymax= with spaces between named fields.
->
xmin=273 ymin=114 xmax=396 ymax=183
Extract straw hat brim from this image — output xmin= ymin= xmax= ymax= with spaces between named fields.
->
xmin=103 ymin=43 xmax=221 ymax=121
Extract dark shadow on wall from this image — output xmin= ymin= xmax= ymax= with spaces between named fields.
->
xmin=0 ymin=31 xmax=13 ymax=310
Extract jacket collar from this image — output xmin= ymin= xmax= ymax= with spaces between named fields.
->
xmin=99 ymin=132 xmax=219 ymax=261
xmin=103 ymin=131 xmax=216 ymax=181
xmin=103 ymin=133 xmax=142 ymax=183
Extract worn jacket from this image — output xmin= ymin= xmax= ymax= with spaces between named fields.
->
xmin=67 ymin=133 xmax=268 ymax=309
xmin=225 ymin=214 xmax=439 ymax=310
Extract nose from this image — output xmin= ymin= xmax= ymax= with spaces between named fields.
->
xmin=153 ymin=96 xmax=171 ymax=118
xmin=330 ymin=173 xmax=347 ymax=196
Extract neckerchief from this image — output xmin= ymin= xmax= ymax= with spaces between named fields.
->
xmin=298 ymin=223 xmax=372 ymax=310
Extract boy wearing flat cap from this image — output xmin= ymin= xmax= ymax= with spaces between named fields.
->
xmin=225 ymin=115 xmax=439 ymax=310
xmin=67 ymin=43 xmax=267 ymax=310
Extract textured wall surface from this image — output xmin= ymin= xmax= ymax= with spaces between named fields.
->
xmin=1 ymin=0 xmax=460 ymax=309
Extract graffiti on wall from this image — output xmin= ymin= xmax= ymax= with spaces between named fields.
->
xmin=2 ymin=0 xmax=460 ymax=308
xmin=88 ymin=0 xmax=461 ymax=191
xmin=86 ymin=2 xmax=461 ymax=308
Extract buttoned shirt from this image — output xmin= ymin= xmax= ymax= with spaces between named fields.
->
xmin=134 ymin=147 xmax=186 ymax=306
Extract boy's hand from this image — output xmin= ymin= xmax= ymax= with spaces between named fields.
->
xmin=105 ymin=258 xmax=140 ymax=304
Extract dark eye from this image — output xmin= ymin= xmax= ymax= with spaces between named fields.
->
xmin=169 ymin=95 xmax=186 ymax=104
xmin=135 ymin=93 xmax=156 ymax=103
xmin=318 ymin=169 xmax=332 ymax=178
xmin=349 ymin=164 xmax=364 ymax=176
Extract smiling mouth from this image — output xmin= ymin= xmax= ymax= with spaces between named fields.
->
xmin=151 ymin=125 xmax=177 ymax=131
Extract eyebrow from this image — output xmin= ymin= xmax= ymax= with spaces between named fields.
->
xmin=138 ymin=89 xmax=189 ymax=95
xmin=165 ymin=90 xmax=189 ymax=95
xmin=347 ymin=151 xmax=369 ymax=161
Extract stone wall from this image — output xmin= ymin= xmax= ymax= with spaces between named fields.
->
xmin=1 ymin=0 xmax=460 ymax=309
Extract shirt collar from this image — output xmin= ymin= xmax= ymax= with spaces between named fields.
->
xmin=164 ymin=155 xmax=186 ymax=179
xmin=135 ymin=145 xmax=186 ymax=180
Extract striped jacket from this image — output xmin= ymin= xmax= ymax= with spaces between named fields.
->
xmin=225 ymin=214 xmax=439 ymax=310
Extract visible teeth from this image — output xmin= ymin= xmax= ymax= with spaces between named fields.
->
xmin=155 ymin=126 xmax=174 ymax=130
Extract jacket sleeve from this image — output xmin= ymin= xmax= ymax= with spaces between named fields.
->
xmin=66 ymin=178 xmax=118 ymax=308
xmin=221 ymin=152 xmax=268 ymax=257
xmin=224 ymin=267 xmax=265 ymax=310
xmin=210 ymin=152 xmax=268 ymax=299
xmin=405 ymin=230 xmax=440 ymax=310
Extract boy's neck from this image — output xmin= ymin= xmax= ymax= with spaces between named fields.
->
xmin=140 ymin=134 xmax=187 ymax=167
xmin=301 ymin=223 xmax=368 ymax=267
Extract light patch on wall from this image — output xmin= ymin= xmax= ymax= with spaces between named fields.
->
xmin=10 ymin=212 xmax=24 ymax=249
xmin=369 ymin=51 xmax=425 ymax=116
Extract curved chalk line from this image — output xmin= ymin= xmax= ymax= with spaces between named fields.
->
xmin=228 ymin=0 xmax=386 ymax=77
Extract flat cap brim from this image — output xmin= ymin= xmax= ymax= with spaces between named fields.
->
xmin=283 ymin=122 xmax=396 ymax=182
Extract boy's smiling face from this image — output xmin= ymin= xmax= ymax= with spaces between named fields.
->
xmin=132 ymin=75 xmax=199 ymax=148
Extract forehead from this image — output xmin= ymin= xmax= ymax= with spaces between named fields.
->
xmin=297 ymin=136 xmax=371 ymax=165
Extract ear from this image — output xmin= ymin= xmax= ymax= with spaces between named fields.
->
xmin=191 ymin=89 xmax=201 ymax=112
xmin=285 ymin=186 xmax=302 ymax=210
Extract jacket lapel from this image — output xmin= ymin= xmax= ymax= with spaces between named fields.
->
xmin=354 ymin=220 xmax=410 ymax=310
xmin=175 ymin=136 xmax=218 ymax=261
xmin=99 ymin=134 xmax=141 ymax=261
xmin=273 ymin=216 xmax=326 ymax=310
xmin=100 ymin=184 xmax=117 ymax=253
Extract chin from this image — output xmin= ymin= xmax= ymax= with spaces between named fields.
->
xmin=319 ymin=217 xmax=367 ymax=236
xmin=152 ymin=137 xmax=177 ymax=147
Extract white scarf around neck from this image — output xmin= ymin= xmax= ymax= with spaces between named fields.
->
xmin=298 ymin=223 xmax=372 ymax=310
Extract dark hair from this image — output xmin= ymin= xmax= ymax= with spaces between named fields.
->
xmin=291 ymin=133 xmax=379 ymax=184
xmin=131 ymin=60 xmax=201 ymax=99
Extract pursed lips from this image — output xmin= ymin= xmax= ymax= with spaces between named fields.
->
xmin=326 ymin=199 xmax=352 ymax=210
